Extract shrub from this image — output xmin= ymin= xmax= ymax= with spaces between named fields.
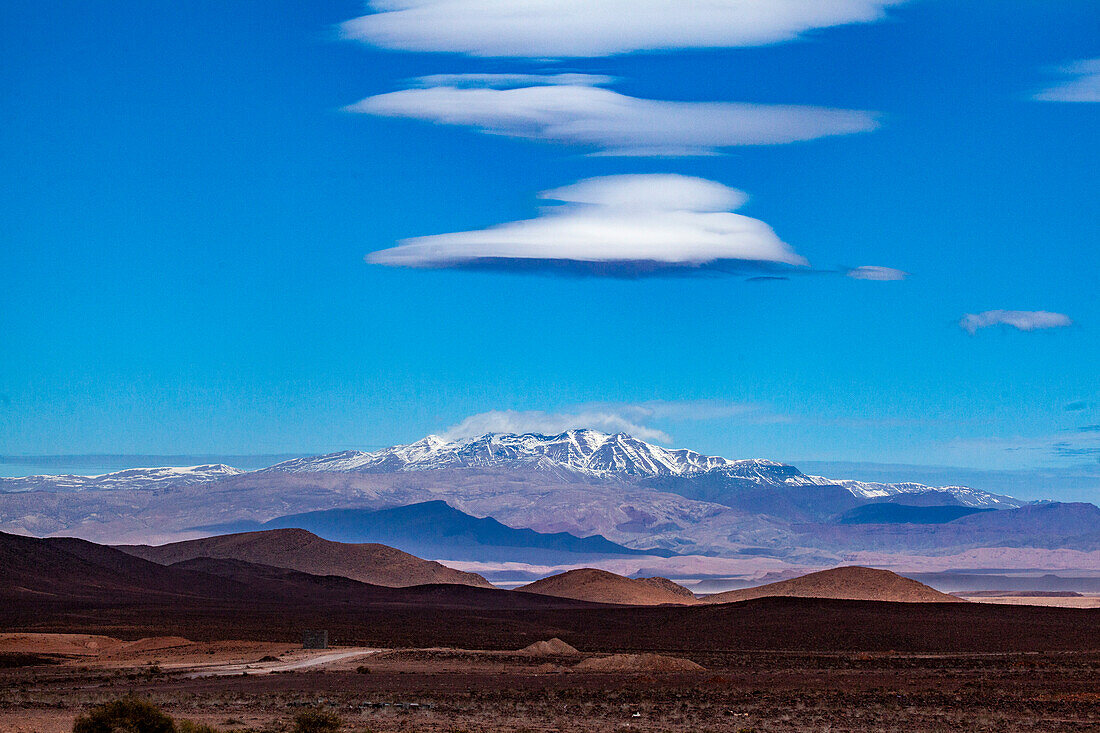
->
xmin=72 ymin=696 xmax=176 ymax=733
xmin=291 ymin=708 xmax=341 ymax=733
xmin=178 ymin=722 xmax=219 ymax=733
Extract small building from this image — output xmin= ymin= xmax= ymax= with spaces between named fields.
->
xmin=302 ymin=629 xmax=328 ymax=649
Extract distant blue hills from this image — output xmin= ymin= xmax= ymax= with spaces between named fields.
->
xmin=194 ymin=500 xmax=676 ymax=562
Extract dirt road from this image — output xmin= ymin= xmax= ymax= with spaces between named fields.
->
xmin=184 ymin=648 xmax=382 ymax=677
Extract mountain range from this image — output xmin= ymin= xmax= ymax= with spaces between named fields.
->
xmin=257 ymin=430 xmax=1022 ymax=509
xmin=0 ymin=430 xmax=1094 ymax=575
xmin=194 ymin=500 xmax=674 ymax=562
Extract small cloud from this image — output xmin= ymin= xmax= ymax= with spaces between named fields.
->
xmin=846 ymin=265 xmax=907 ymax=281
xmin=1033 ymin=58 xmax=1100 ymax=102
xmin=341 ymin=0 xmax=911 ymax=58
xmin=366 ymin=174 xmax=810 ymax=277
xmin=959 ymin=310 xmax=1072 ymax=335
xmin=1074 ymin=425 xmax=1100 ymax=434
xmin=348 ymin=78 xmax=879 ymax=156
xmin=1064 ymin=400 xmax=1091 ymax=412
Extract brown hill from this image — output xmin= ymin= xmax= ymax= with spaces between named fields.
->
xmin=0 ymin=531 xmax=587 ymax=615
xmin=117 ymin=528 xmax=492 ymax=588
xmin=517 ymin=568 xmax=697 ymax=605
xmin=2 ymin=533 xmax=1096 ymax=654
xmin=0 ymin=530 xmax=242 ymax=603
xmin=519 ymin=638 xmax=580 ymax=655
xmin=704 ymin=566 xmax=964 ymax=604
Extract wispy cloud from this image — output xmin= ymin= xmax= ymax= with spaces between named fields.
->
xmin=846 ymin=265 xmax=907 ymax=281
xmin=348 ymin=77 xmax=879 ymax=156
xmin=341 ymin=0 xmax=910 ymax=58
xmin=1033 ymin=58 xmax=1100 ymax=102
xmin=1064 ymin=400 xmax=1091 ymax=412
xmin=440 ymin=400 xmax=766 ymax=442
xmin=366 ymin=174 xmax=810 ymax=277
xmin=950 ymin=431 xmax=1100 ymax=466
xmin=959 ymin=310 xmax=1072 ymax=335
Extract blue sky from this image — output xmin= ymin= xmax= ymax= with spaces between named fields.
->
xmin=2 ymin=1 xmax=1097 ymax=499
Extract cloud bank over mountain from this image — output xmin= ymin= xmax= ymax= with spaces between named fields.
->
xmin=441 ymin=401 xmax=762 ymax=443
xmin=341 ymin=0 xmax=910 ymax=57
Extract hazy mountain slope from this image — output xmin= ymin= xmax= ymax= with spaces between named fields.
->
xmin=836 ymin=504 xmax=994 ymax=524
xmin=799 ymin=502 xmax=1100 ymax=553
xmin=704 ymin=566 xmax=964 ymax=604
xmin=117 ymin=528 xmax=493 ymax=588
xmin=517 ymin=568 xmax=697 ymax=605
xmin=642 ymin=471 xmax=864 ymax=521
xmin=0 ymin=464 xmax=243 ymax=493
xmin=194 ymin=500 xmax=674 ymax=562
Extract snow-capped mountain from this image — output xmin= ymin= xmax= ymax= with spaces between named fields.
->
xmin=263 ymin=430 xmax=1019 ymax=508
xmin=0 ymin=464 xmax=244 ymax=494
xmin=265 ymin=430 xmax=769 ymax=478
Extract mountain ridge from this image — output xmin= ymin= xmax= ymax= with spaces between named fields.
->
xmin=193 ymin=500 xmax=676 ymax=562
xmin=260 ymin=430 xmax=1022 ymax=509
xmin=117 ymin=528 xmax=493 ymax=588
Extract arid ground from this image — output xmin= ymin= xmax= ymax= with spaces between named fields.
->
xmin=2 ymin=633 xmax=1098 ymax=733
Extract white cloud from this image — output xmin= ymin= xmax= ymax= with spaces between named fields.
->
xmin=441 ymin=400 xmax=765 ymax=442
xmin=960 ymin=310 xmax=1072 ymax=335
xmin=1033 ymin=59 xmax=1100 ymax=102
xmin=846 ymin=265 xmax=907 ymax=281
xmin=348 ymin=80 xmax=879 ymax=155
xmin=341 ymin=0 xmax=909 ymax=58
xmin=365 ymin=174 xmax=809 ymax=276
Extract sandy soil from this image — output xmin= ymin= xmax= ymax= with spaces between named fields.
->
xmin=959 ymin=594 xmax=1100 ymax=608
xmin=0 ymin=633 xmax=368 ymax=672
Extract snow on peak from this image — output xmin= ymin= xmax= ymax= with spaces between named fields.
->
xmin=264 ymin=430 xmax=748 ymax=479
xmin=0 ymin=464 xmax=244 ymax=494
xmin=261 ymin=430 xmax=1022 ymax=507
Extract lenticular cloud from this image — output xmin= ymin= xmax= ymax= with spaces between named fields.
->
xmin=348 ymin=78 xmax=879 ymax=156
xmin=341 ymin=0 xmax=909 ymax=58
xmin=365 ymin=174 xmax=809 ymax=277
